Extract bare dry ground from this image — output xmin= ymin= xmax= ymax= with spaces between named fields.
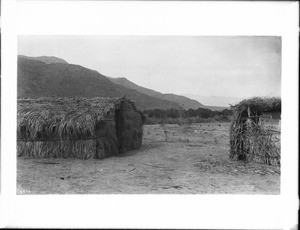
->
xmin=17 ymin=123 xmax=280 ymax=194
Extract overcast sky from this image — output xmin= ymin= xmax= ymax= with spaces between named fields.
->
xmin=18 ymin=36 xmax=281 ymax=98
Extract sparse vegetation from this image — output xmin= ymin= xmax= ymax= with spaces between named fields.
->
xmin=143 ymin=107 xmax=232 ymax=125
xmin=18 ymin=122 xmax=280 ymax=194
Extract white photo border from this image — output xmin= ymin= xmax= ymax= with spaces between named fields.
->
xmin=1 ymin=1 xmax=299 ymax=229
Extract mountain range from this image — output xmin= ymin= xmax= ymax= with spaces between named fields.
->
xmin=18 ymin=55 xmax=69 ymax=65
xmin=108 ymin=77 xmax=204 ymax=110
xmin=18 ymin=55 xmax=197 ymax=110
xmin=18 ymin=55 xmax=237 ymax=111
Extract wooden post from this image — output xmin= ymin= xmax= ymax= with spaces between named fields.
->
xmin=247 ymin=106 xmax=251 ymax=117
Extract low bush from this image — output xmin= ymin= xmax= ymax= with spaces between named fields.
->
xmin=144 ymin=116 xmax=229 ymax=125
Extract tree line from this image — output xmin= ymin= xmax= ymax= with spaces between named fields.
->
xmin=143 ymin=107 xmax=232 ymax=121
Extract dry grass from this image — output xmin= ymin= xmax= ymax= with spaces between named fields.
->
xmin=116 ymin=99 xmax=144 ymax=153
xmin=231 ymin=97 xmax=281 ymax=116
xmin=230 ymin=97 xmax=281 ymax=165
xmin=17 ymin=97 xmax=143 ymax=159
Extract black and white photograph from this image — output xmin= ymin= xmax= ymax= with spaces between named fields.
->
xmin=17 ymin=35 xmax=282 ymax=195
xmin=0 ymin=0 xmax=298 ymax=229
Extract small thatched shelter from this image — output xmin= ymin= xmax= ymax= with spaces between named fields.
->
xmin=229 ymin=97 xmax=281 ymax=165
xmin=17 ymin=97 xmax=144 ymax=159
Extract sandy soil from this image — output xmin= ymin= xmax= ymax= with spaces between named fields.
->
xmin=17 ymin=123 xmax=280 ymax=194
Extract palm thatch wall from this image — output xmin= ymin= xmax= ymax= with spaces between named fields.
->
xmin=17 ymin=97 xmax=144 ymax=159
xmin=229 ymin=97 xmax=281 ymax=165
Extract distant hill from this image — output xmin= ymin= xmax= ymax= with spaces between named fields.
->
xmin=17 ymin=56 xmax=182 ymax=111
xmin=162 ymin=93 xmax=204 ymax=110
xmin=19 ymin=55 xmax=69 ymax=65
xmin=204 ymin=105 xmax=229 ymax=111
xmin=183 ymin=93 xmax=243 ymax=107
xmin=109 ymin=77 xmax=204 ymax=110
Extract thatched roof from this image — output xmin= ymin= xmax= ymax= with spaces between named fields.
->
xmin=231 ymin=97 xmax=281 ymax=116
xmin=17 ymin=97 xmax=138 ymax=141
xmin=229 ymin=97 xmax=281 ymax=165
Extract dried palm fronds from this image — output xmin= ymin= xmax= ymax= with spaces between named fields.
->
xmin=17 ymin=97 xmax=144 ymax=159
xmin=229 ymin=97 xmax=281 ymax=166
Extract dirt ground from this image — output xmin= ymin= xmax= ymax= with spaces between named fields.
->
xmin=17 ymin=123 xmax=280 ymax=194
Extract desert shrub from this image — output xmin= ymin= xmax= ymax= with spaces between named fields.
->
xmin=144 ymin=117 xmax=158 ymax=125
xmin=194 ymin=117 xmax=206 ymax=123
xmin=143 ymin=116 xmax=229 ymax=125
xmin=165 ymin=118 xmax=179 ymax=125
xmin=187 ymin=117 xmax=195 ymax=124
xmin=213 ymin=115 xmax=231 ymax=122
xmin=193 ymin=117 xmax=215 ymax=123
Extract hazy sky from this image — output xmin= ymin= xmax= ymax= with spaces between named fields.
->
xmin=18 ymin=36 xmax=281 ymax=98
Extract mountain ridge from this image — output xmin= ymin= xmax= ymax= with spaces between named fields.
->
xmin=19 ymin=55 xmax=69 ymax=65
xmin=17 ymin=56 xmax=182 ymax=111
xmin=108 ymin=77 xmax=204 ymax=110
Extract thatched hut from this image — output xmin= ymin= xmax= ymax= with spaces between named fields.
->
xmin=229 ymin=97 xmax=281 ymax=165
xmin=17 ymin=97 xmax=144 ymax=159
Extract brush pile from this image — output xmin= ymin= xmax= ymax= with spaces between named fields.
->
xmin=229 ymin=97 xmax=281 ymax=166
xmin=17 ymin=97 xmax=144 ymax=159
